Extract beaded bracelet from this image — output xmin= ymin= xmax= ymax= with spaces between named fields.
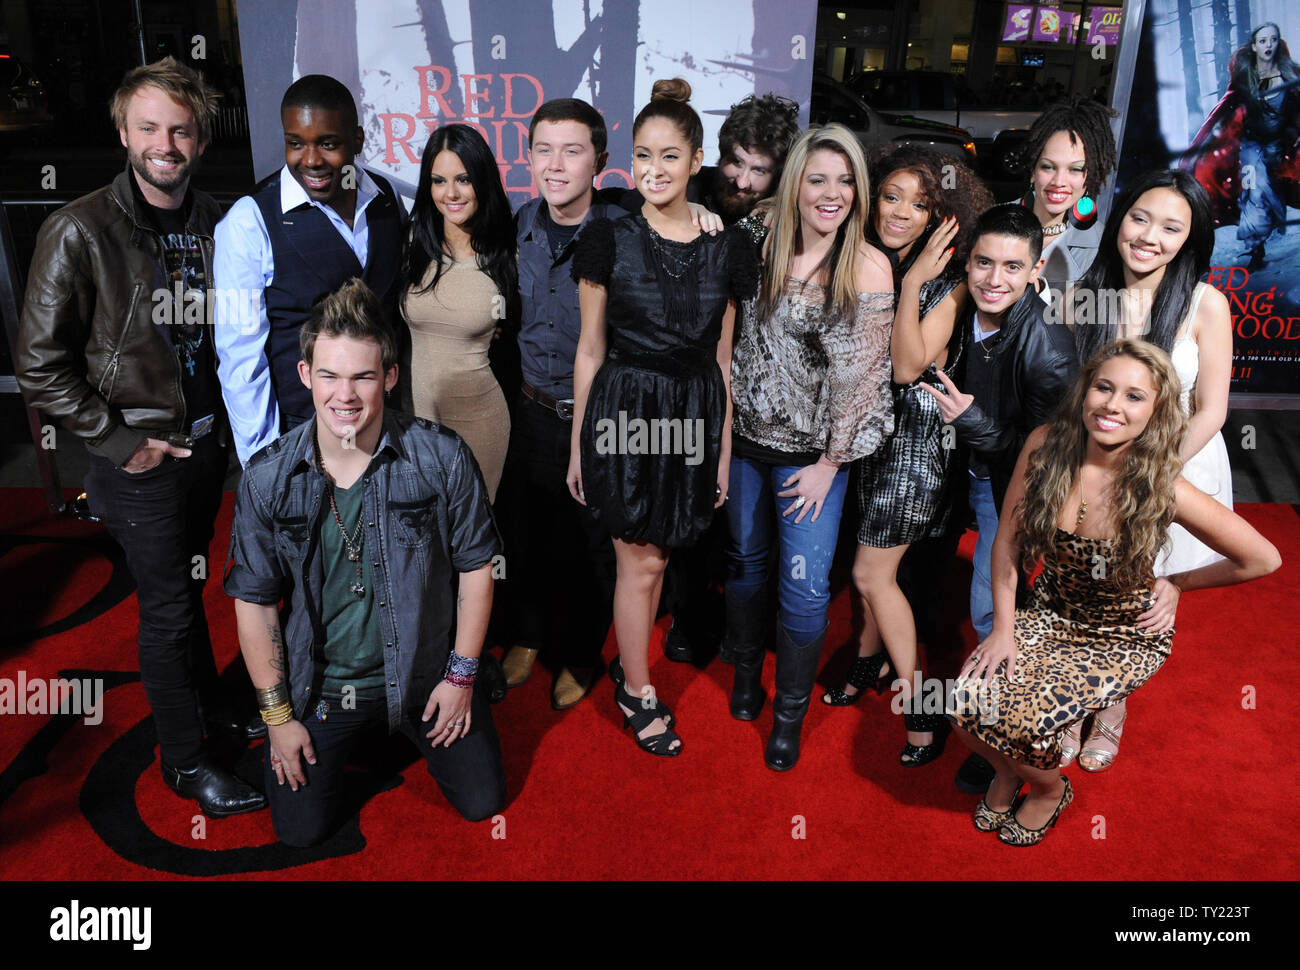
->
xmin=444 ymin=671 xmax=476 ymax=689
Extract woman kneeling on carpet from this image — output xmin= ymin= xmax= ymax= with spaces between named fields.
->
xmin=948 ymin=338 xmax=1279 ymax=846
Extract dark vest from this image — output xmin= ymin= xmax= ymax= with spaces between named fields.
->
xmin=252 ymin=170 xmax=402 ymax=427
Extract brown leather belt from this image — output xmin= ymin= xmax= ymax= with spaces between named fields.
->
xmin=521 ymin=379 xmax=575 ymax=420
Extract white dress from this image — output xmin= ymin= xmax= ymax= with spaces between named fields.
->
xmin=1155 ymin=282 xmax=1233 ymax=576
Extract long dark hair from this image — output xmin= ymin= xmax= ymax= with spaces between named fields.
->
xmin=1071 ymin=168 xmax=1213 ymax=363
xmin=1230 ymin=22 xmax=1300 ymax=96
xmin=402 ymin=124 xmax=517 ymax=310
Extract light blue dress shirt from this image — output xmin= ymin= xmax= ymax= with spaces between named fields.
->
xmin=213 ymin=165 xmax=405 ymax=463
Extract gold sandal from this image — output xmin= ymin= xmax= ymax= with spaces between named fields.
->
xmin=1059 ymin=719 xmax=1084 ymax=768
xmin=1079 ymin=707 xmax=1127 ymax=773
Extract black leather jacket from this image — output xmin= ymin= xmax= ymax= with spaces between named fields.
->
xmin=950 ymin=287 xmax=1079 ymax=512
xmin=17 ymin=168 xmax=222 ymax=467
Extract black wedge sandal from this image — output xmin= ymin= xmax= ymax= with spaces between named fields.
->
xmin=614 ymin=681 xmax=682 ymax=757
xmin=821 ymin=650 xmax=892 ymax=706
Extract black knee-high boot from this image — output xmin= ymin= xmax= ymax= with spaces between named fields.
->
xmin=726 ymin=588 xmax=766 ymax=720
xmin=765 ymin=625 xmax=825 ymax=771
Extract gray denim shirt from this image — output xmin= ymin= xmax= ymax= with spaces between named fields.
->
xmin=223 ymin=409 xmax=501 ymax=731
xmin=515 ymin=197 xmax=629 ymax=401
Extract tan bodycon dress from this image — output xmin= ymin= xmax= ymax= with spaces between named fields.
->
xmin=402 ymin=257 xmax=509 ymax=500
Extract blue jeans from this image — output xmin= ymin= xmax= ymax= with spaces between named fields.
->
xmin=968 ymin=475 xmax=998 ymax=642
xmin=725 ymin=455 xmax=849 ymax=645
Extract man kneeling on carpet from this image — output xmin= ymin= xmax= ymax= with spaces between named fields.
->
xmin=224 ymin=278 xmax=506 ymax=845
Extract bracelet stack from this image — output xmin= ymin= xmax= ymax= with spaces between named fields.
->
xmin=257 ymin=683 xmax=294 ymax=726
xmin=444 ymin=652 xmax=479 ymax=689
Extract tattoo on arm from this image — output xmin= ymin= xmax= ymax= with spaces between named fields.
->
xmin=267 ymin=623 xmax=287 ymax=682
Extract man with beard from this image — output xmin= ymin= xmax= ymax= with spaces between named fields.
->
xmin=616 ymin=93 xmax=800 ymax=226
xmin=17 ymin=57 xmax=266 ymax=817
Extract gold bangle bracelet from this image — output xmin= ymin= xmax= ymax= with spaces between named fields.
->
xmin=259 ymin=702 xmax=294 ymax=726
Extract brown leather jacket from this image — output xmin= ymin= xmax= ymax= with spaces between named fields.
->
xmin=17 ymin=168 xmax=222 ymax=467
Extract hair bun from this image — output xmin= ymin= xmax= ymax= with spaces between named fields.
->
xmin=651 ymin=78 xmax=692 ymax=104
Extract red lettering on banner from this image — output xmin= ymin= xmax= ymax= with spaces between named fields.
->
xmin=381 ymin=113 xmax=420 ymax=164
xmin=1286 ymin=318 xmax=1300 ymax=339
xmin=463 ymin=74 xmax=495 ymax=117
xmin=506 ymin=120 xmax=530 ymax=163
xmin=416 ymin=66 xmax=455 ymax=118
xmin=502 ymin=74 xmax=544 ymax=118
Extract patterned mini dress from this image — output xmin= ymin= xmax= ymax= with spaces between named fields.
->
xmin=948 ymin=529 xmax=1173 ymax=770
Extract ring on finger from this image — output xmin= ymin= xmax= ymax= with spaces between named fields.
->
xmin=792 ymin=496 xmax=807 ymax=510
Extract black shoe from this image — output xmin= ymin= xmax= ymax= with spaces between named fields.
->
xmin=480 ymin=651 xmax=509 ymax=704
xmin=161 ymin=756 xmax=267 ymax=817
xmin=765 ymin=625 xmax=824 ymax=771
xmin=726 ymin=589 xmax=766 ymax=720
xmin=663 ymin=620 xmax=695 ymax=663
xmin=202 ymin=701 xmax=267 ymax=741
xmin=821 ymin=649 xmax=892 ymax=706
xmin=955 ymin=753 xmax=996 ymax=794
xmin=608 ymin=656 xmax=672 ymax=724
xmin=613 ymin=682 xmax=682 ymax=757
xmin=900 ymin=708 xmax=948 ymax=767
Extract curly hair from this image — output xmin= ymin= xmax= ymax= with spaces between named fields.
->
xmin=718 ymin=93 xmax=801 ymax=179
xmin=1016 ymin=339 xmax=1186 ymax=587
xmin=1019 ymin=95 xmax=1118 ymax=197
xmin=866 ymin=144 xmax=994 ymax=269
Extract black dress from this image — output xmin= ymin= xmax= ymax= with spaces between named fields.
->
xmin=572 ymin=215 xmax=758 ymax=547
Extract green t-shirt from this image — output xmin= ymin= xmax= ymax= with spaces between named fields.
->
xmin=320 ymin=480 xmax=386 ymax=701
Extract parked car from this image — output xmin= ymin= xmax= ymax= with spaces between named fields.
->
xmin=844 ymin=70 xmax=1040 ymax=176
xmin=809 ymin=74 xmax=977 ymax=168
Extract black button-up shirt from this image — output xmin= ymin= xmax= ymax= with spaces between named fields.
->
xmin=223 ymin=410 xmax=501 ymax=731
xmin=515 ymin=197 xmax=628 ymax=400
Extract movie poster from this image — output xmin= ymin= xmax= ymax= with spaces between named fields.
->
xmin=235 ymin=0 xmax=818 ymax=208
xmin=1116 ymin=0 xmax=1300 ymax=395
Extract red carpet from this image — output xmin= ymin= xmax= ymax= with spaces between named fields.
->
xmin=1 ymin=488 xmax=1297 ymax=880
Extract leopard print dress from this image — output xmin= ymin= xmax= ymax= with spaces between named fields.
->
xmin=948 ymin=529 xmax=1173 ymax=770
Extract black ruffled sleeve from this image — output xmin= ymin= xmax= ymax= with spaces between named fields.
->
xmin=570 ymin=217 xmax=617 ymax=286
xmin=725 ymin=223 xmax=761 ymax=302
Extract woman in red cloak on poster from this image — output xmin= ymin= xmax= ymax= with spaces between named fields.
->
xmin=1182 ymin=22 xmax=1300 ymax=270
